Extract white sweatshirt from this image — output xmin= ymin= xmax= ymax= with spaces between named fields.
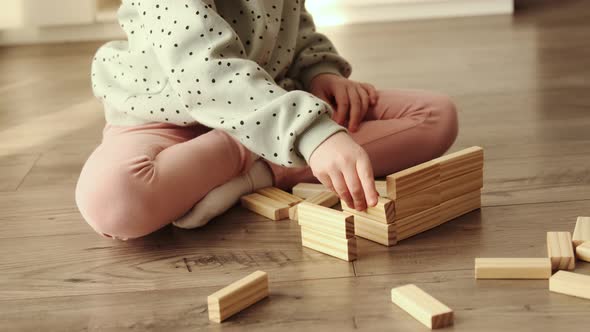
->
xmin=91 ymin=0 xmax=352 ymax=167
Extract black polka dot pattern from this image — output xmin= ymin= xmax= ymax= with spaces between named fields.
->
xmin=91 ymin=0 xmax=352 ymax=167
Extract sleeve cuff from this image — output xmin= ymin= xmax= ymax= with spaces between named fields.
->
xmin=300 ymin=63 xmax=344 ymax=91
xmin=296 ymin=114 xmax=347 ymax=163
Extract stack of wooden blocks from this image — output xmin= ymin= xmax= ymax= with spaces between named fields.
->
xmin=341 ymin=146 xmax=484 ymax=247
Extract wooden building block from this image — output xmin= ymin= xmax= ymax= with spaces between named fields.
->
xmin=241 ymin=193 xmax=289 ymax=221
xmin=575 ymin=241 xmax=590 ymax=262
xmin=292 ymin=183 xmax=326 ymax=199
xmin=394 ymin=183 xmax=441 ymax=220
xmin=439 ymin=190 xmax=481 ymax=224
xmin=572 ymin=216 xmax=590 ymax=247
xmin=375 ymin=180 xmax=387 ymax=197
xmin=396 ymin=205 xmax=442 ymax=241
xmin=549 ymin=271 xmax=590 ymax=300
xmin=390 ymin=284 xmax=453 ymax=329
xmin=386 ymin=160 xmax=440 ymax=200
xmin=547 ymin=232 xmax=575 ymax=271
xmin=474 ymin=258 xmax=552 ymax=279
xmin=435 ymin=146 xmax=483 ymax=182
xmin=354 ymin=213 xmax=397 ymax=246
xmin=208 ymin=271 xmax=269 ymax=323
xmin=440 ymin=168 xmax=483 ymax=202
xmin=289 ymin=191 xmax=339 ymax=220
xmin=301 ymin=227 xmax=357 ymax=261
xmin=341 ymin=197 xmax=395 ymax=224
xmin=255 ymin=187 xmax=303 ymax=206
xmin=297 ymin=202 xmax=354 ymax=238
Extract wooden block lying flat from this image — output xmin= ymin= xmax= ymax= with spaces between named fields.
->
xmin=386 ymin=160 xmax=440 ymax=200
xmin=474 ymin=258 xmax=552 ymax=279
xmin=289 ymin=191 xmax=339 ymax=221
xmin=301 ymin=227 xmax=357 ymax=261
xmin=439 ymin=190 xmax=481 ymax=224
xmin=572 ymin=216 xmax=590 ymax=247
xmin=394 ymin=183 xmax=441 ymax=220
xmin=375 ymin=180 xmax=387 ymax=197
xmin=435 ymin=146 xmax=483 ymax=182
xmin=297 ymin=202 xmax=354 ymax=238
xmin=341 ymin=197 xmax=395 ymax=224
xmin=241 ymin=193 xmax=289 ymax=220
xmin=550 ymin=271 xmax=590 ymax=300
xmin=208 ymin=271 xmax=269 ymax=323
xmin=354 ymin=213 xmax=397 ymax=246
xmin=391 ymin=284 xmax=453 ymax=329
xmin=256 ymin=187 xmax=303 ymax=207
xmin=292 ymin=183 xmax=326 ymax=199
xmin=547 ymin=232 xmax=575 ymax=271
xmin=396 ymin=205 xmax=442 ymax=241
xmin=440 ymin=168 xmax=483 ymax=202
xmin=575 ymin=241 xmax=590 ymax=262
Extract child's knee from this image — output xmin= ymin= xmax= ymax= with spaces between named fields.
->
xmin=75 ymin=157 xmax=158 ymax=239
xmin=428 ymin=94 xmax=459 ymax=155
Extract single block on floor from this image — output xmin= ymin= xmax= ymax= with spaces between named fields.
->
xmin=573 ymin=216 xmax=590 ymax=247
xmin=390 ymin=284 xmax=454 ymax=329
xmin=241 ymin=193 xmax=290 ymax=220
xmin=341 ymin=196 xmax=395 ymax=224
xmin=547 ymin=232 xmax=575 ymax=271
xmin=301 ymin=227 xmax=357 ymax=261
xmin=475 ymin=258 xmax=552 ymax=279
xmin=255 ymin=187 xmax=303 ymax=206
xmin=549 ymin=271 xmax=590 ymax=300
xmin=208 ymin=271 xmax=269 ymax=323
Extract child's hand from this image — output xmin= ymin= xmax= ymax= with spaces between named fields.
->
xmin=309 ymin=131 xmax=379 ymax=211
xmin=309 ymin=74 xmax=379 ymax=132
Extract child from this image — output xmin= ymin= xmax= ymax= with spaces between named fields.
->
xmin=76 ymin=0 xmax=458 ymax=240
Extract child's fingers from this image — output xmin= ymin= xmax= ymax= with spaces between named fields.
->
xmin=356 ymin=155 xmax=379 ymax=207
xmin=342 ymin=163 xmax=367 ymax=211
xmin=347 ymin=86 xmax=362 ymax=132
xmin=357 ymin=85 xmax=370 ymax=115
xmin=333 ymin=86 xmax=350 ymax=126
xmin=362 ymin=83 xmax=379 ymax=105
xmin=330 ymin=171 xmax=354 ymax=209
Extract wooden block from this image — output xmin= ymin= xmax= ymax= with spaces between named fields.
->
xmin=550 ymin=271 xmax=590 ymax=300
xmin=341 ymin=197 xmax=395 ymax=224
xmin=439 ymin=190 xmax=481 ymax=223
xmin=396 ymin=205 xmax=442 ymax=241
xmin=297 ymin=202 xmax=354 ymax=238
xmin=575 ymin=241 xmax=590 ymax=262
xmin=301 ymin=227 xmax=357 ymax=261
xmin=292 ymin=183 xmax=326 ymax=199
xmin=375 ymin=180 xmax=387 ymax=197
xmin=572 ymin=216 xmax=590 ymax=247
xmin=386 ymin=160 xmax=440 ymax=200
xmin=390 ymin=284 xmax=453 ymax=329
xmin=354 ymin=213 xmax=397 ymax=246
xmin=547 ymin=232 xmax=575 ymax=271
xmin=435 ymin=146 xmax=484 ymax=181
xmin=289 ymin=191 xmax=339 ymax=221
xmin=255 ymin=187 xmax=303 ymax=207
xmin=240 ymin=193 xmax=289 ymax=220
xmin=394 ymin=183 xmax=441 ymax=220
xmin=440 ymin=168 xmax=483 ymax=202
xmin=208 ymin=271 xmax=269 ymax=323
xmin=474 ymin=258 xmax=552 ymax=279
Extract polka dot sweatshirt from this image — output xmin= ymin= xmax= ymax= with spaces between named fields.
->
xmin=91 ymin=0 xmax=352 ymax=167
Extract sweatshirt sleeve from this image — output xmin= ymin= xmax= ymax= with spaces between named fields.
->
xmin=287 ymin=0 xmax=353 ymax=91
xmin=128 ymin=0 xmax=345 ymax=167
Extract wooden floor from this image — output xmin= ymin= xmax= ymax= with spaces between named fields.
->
xmin=1 ymin=1 xmax=590 ymax=331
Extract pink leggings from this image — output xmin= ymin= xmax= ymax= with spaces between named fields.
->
xmin=76 ymin=89 xmax=458 ymax=239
